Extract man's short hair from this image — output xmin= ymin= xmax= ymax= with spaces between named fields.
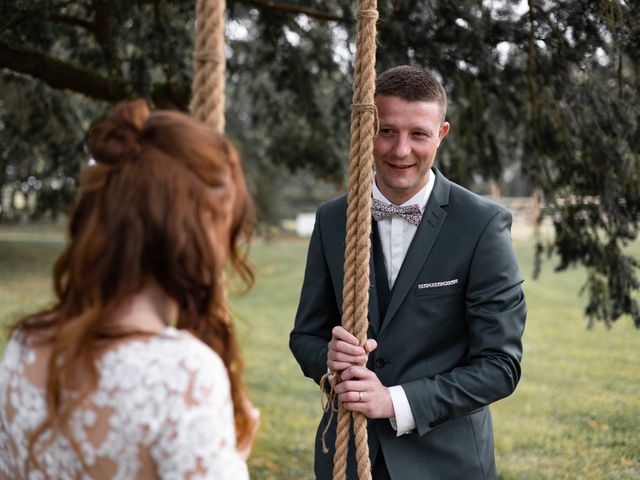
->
xmin=375 ymin=65 xmax=448 ymax=120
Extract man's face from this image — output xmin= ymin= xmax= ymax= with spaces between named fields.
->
xmin=373 ymin=95 xmax=450 ymax=205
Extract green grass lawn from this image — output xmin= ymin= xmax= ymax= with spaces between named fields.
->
xmin=1 ymin=225 xmax=638 ymax=479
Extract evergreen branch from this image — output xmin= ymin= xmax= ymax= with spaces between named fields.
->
xmin=232 ymin=0 xmax=342 ymax=22
xmin=0 ymin=38 xmax=189 ymax=108
xmin=1 ymin=9 xmax=93 ymax=33
xmin=0 ymin=38 xmax=129 ymax=100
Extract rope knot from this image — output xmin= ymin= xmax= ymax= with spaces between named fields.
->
xmin=357 ymin=9 xmax=379 ymax=21
xmin=352 ymin=102 xmax=380 ymax=135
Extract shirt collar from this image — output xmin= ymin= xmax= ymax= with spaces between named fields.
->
xmin=372 ymin=168 xmax=435 ymax=212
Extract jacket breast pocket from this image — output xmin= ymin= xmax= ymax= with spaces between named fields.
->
xmin=414 ymin=280 xmax=462 ymax=297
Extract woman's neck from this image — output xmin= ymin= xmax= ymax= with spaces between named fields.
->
xmin=112 ymin=281 xmax=178 ymax=333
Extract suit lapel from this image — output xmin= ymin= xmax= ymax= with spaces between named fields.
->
xmin=379 ymin=169 xmax=451 ymax=335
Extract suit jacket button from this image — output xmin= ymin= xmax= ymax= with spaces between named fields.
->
xmin=429 ymin=421 xmax=438 ymax=428
xmin=375 ymin=359 xmax=385 ymax=368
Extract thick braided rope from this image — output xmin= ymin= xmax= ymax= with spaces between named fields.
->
xmin=190 ymin=0 xmax=234 ymax=379
xmin=190 ymin=0 xmax=226 ymax=132
xmin=332 ymin=2 xmax=378 ymax=479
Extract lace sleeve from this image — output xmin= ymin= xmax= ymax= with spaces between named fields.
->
xmin=149 ymin=341 xmax=249 ymax=480
xmin=0 ymin=426 xmax=12 ymax=480
xmin=1 ymin=335 xmax=17 ymax=480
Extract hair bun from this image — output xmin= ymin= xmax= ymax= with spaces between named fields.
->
xmin=87 ymin=100 xmax=150 ymax=165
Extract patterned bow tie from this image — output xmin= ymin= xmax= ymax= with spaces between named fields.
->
xmin=371 ymin=198 xmax=422 ymax=226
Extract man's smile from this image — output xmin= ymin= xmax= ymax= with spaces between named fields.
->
xmin=386 ymin=162 xmax=415 ymax=170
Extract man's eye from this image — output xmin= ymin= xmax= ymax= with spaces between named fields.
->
xmin=379 ymin=128 xmax=394 ymax=136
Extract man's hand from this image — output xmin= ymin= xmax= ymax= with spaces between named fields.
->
xmin=333 ymin=366 xmax=394 ymax=419
xmin=327 ymin=326 xmax=377 ymax=372
xmin=327 ymin=327 xmax=390 ymax=419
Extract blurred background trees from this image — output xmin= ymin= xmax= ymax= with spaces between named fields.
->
xmin=1 ymin=0 xmax=638 ymax=326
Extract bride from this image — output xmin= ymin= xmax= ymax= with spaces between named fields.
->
xmin=0 ymin=100 xmax=259 ymax=479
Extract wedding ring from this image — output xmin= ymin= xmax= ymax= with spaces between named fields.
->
xmin=359 ymin=392 xmax=363 ymax=402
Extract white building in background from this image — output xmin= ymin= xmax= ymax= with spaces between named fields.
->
xmin=295 ymin=213 xmax=316 ymax=237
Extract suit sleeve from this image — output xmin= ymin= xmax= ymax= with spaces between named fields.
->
xmin=289 ymin=205 xmax=341 ymax=385
xmin=402 ymin=208 xmax=527 ymax=436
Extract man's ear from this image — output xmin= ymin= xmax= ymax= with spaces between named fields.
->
xmin=438 ymin=122 xmax=451 ymax=141
xmin=439 ymin=122 xmax=450 ymax=143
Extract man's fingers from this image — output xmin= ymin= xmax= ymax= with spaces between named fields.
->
xmin=327 ymin=347 xmax=367 ymax=374
xmin=333 ymin=340 xmax=365 ymax=357
xmin=338 ymin=391 xmax=363 ymax=403
xmin=333 ymin=380 xmax=363 ymax=394
xmin=342 ymin=401 xmax=370 ymax=416
xmin=339 ymin=366 xmax=372 ymax=381
xmin=329 ymin=349 xmax=366 ymax=365
xmin=327 ymin=331 xmax=376 ymax=374
xmin=364 ymin=339 xmax=377 ymax=353
xmin=332 ymin=326 xmax=359 ymax=345
xmin=327 ymin=360 xmax=352 ymax=372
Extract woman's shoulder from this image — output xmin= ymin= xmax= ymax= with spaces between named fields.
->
xmin=99 ymin=328 xmax=229 ymax=393
xmin=147 ymin=327 xmax=223 ymax=361
xmin=105 ymin=326 xmax=222 ymax=363
xmin=93 ymin=328 xmax=232 ymax=437
xmin=157 ymin=328 xmax=229 ymax=387
xmin=0 ymin=329 xmax=34 ymax=375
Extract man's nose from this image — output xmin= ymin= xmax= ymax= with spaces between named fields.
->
xmin=391 ymin=135 xmax=410 ymax=158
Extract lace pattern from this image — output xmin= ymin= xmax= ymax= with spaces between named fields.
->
xmin=0 ymin=328 xmax=249 ymax=480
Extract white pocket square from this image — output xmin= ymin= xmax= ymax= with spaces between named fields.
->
xmin=417 ymin=279 xmax=459 ymax=289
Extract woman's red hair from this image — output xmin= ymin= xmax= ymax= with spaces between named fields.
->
xmin=11 ymin=100 xmax=256 ymax=466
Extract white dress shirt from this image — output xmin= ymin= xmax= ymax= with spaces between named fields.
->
xmin=372 ymin=171 xmax=435 ymax=436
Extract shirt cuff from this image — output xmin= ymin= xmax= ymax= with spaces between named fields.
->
xmin=388 ymin=385 xmax=416 ymax=436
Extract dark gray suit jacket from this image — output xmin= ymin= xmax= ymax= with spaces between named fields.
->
xmin=290 ymin=168 xmax=527 ymax=480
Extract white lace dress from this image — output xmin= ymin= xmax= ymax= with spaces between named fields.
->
xmin=0 ymin=327 xmax=249 ymax=480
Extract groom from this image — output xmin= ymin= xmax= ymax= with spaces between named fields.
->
xmin=290 ymin=65 xmax=527 ymax=479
